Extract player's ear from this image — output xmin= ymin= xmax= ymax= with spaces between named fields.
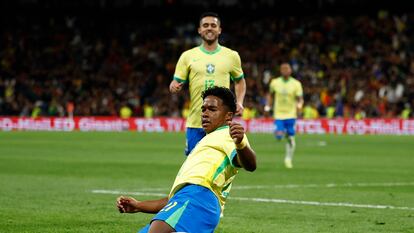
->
xmin=225 ymin=111 xmax=233 ymax=124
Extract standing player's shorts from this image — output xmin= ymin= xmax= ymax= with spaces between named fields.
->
xmin=185 ymin=127 xmax=206 ymax=156
xmin=274 ymin=119 xmax=296 ymax=138
xmin=138 ymin=184 xmax=220 ymax=233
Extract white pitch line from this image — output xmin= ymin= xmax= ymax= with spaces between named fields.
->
xmin=92 ymin=189 xmax=166 ymax=197
xmin=92 ymin=189 xmax=414 ymax=211
xmin=230 ymin=197 xmax=414 ymax=211
xmin=232 ymin=181 xmax=414 ymax=190
xmin=103 ymin=181 xmax=414 ymax=192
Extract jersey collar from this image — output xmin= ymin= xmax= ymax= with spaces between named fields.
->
xmin=209 ymin=125 xmax=229 ymax=134
xmin=199 ymin=44 xmax=222 ymax=55
xmin=280 ymin=76 xmax=292 ymax=83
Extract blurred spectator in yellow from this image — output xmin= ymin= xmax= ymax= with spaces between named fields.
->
xmin=303 ymin=103 xmax=319 ymax=119
xmin=120 ymin=103 xmax=133 ymax=119
xmin=144 ymin=101 xmax=154 ymax=118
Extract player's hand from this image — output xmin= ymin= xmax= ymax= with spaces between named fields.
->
xmin=228 ymin=121 xmax=245 ymax=144
xmin=296 ymin=104 xmax=303 ymax=119
xmin=169 ymin=80 xmax=184 ymax=93
xmin=116 ymin=196 xmax=140 ymax=213
xmin=235 ymin=103 xmax=244 ymax=116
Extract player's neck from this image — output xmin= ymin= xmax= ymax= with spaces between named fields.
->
xmin=202 ymin=41 xmax=219 ymax=52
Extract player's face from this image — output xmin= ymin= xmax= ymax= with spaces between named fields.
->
xmin=198 ymin=16 xmax=221 ymax=44
xmin=201 ymin=96 xmax=232 ymax=133
xmin=280 ymin=64 xmax=292 ymax=77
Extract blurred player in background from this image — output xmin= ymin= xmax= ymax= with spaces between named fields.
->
xmin=169 ymin=12 xmax=246 ymax=156
xmin=265 ymin=63 xmax=303 ymax=168
xmin=117 ymin=87 xmax=256 ymax=233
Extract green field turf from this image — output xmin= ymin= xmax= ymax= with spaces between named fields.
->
xmin=0 ymin=132 xmax=413 ymax=233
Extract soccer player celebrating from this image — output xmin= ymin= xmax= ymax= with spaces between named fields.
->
xmin=265 ymin=63 xmax=304 ymax=168
xmin=169 ymin=12 xmax=246 ymax=156
xmin=117 ymin=86 xmax=256 ymax=233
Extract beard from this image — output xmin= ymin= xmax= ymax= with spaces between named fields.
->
xmin=201 ymin=33 xmax=218 ymax=45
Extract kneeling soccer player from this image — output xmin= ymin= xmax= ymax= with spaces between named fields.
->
xmin=116 ymin=86 xmax=257 ymax=233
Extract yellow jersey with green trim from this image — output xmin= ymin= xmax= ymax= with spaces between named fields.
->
xmin=173 ymin=45 xmax=244 ymax=128
xmin=169 ymin=125 xmax=250 ymax=211
xmin=269 ymin=77 xmax=303 ymax=119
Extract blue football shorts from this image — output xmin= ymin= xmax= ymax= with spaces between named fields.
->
xmin=185 ymin=127 xmax=206 ymax=156
xmin=138 ymin=184 xmax=220 ymax=233
xmin=274 ymin=119 xmax=296 ymax=139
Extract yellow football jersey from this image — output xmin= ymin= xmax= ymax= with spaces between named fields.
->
xmin=169 ymin=125 xmax=250 ymax=211
xmin=173 ymin=45 xmax=244 ymax=128
xmin=269 ymin=77 xmax=303 ymax=119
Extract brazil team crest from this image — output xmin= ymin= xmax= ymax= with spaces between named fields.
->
xmin=206 ymin=64 xmax=215 ymax=74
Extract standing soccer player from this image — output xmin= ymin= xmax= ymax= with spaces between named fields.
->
xmin=265 ymin=63 xmax=304 ymax=168
xmin=117 ymin=87 xmax=256 ymax=233
xmin=169 ymin=12 xmax=246 ymax=156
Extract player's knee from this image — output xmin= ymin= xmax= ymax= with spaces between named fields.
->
xmin=287 ymin=136 xmax=296 ymax=146
xmin=148 ymin=220 xmax=174 ymax=233
xmin=274 ymin=131 xmax=284 ymax=140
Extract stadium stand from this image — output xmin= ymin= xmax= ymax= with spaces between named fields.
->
xmin=1 ymin=0 xmax=413 ymax=118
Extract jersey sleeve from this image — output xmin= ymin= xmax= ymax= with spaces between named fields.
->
xmin=173 ymin=52 xmax=189 ymax=83
xmin=269 ymin=79 xmax=276 ymax=93
xmin=223 ymin=134 xmax=250 ymax=168
xmin=230 ymin=51 xmax=244 ymax=82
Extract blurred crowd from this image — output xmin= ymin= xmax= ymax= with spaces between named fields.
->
xmin=1 ymin=11 xmax=414 ymax=119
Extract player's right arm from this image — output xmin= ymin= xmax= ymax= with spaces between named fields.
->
xmin=117 ymin=196 xmax=168 ymax=214
xmin=170 ymin=51 xmax=189 ymax=93
xmin=265 ymin=92 xmax=273 ymax=112
xmin=265 ymin=79 xmax=275 ymax=112
xmin=169 ymin=79 xmax=184 ymax=93
xmin=229 ymin=121 xmax=257 ymax=172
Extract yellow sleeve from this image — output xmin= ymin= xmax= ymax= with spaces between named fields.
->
xmin=173 ymin=52 xmax=189 ymax=83
xmin=230 ymin=51 xmax=244 ymax=82
xmin=269 ymin=79 xmax=276 ymax=93
xmin=223 ymin=135 xmax=250 ymax=168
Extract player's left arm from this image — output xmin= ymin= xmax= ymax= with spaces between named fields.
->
xmin=296 ymin=96 xmax=304 ymax=110
xmin=296 ymin=82 xmax=304 ymax=114
xmin=234 ymin=78 xmax=246 ymax=116
xmin=230 ymin=51 xmax=246 ymax=116
xmin=229 ymin=121 xmax=256 ymax=172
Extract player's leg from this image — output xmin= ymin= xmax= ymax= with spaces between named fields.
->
xmin=274 ymin=119 xmax=285 ymax=141
xmin=137 ymin=224 xmax=150 ymax=233
xmin=148 ymin=220 xmax=174 ymax=233
xmin=284 ymin=119 xmax=297 ymax=168
xmin=149 ymin=184 xmax=220 ymax=233
xmin=185 ymin=127 xmax=206 ymax=156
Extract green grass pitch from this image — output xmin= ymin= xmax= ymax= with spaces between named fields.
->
xmin=0 ymin=132 xmax=413 ymax=233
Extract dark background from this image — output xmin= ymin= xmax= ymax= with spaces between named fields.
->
xmin=1 ymin=0 xmax=413 ymax=118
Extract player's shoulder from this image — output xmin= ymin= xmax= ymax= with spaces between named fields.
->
xmin=181 ymin=46 xmax=200 ymax=56
xmin=271 ymin=77 xmax=282 ymax=84
xmin=219 ymin=45 xmax=233 ymax=52
xmin=220 ymin=46 xmax=240 ymax=56
xmin=209 ymin=126 xmax=232 ymax=140
xmin=291 ymin=77 xmax=302 ymax=85
xmin=199 ymin=128 xmax=232 ymax=150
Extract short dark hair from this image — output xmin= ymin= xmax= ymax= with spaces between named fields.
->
xmin=199 ymin=12 xmax=221 ymax=25
xmin=202 ymin=86 xmax=236 ymax=113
